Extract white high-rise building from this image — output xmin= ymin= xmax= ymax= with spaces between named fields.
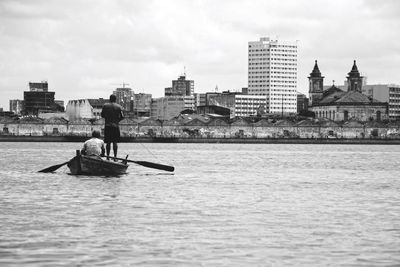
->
xmin=248 ymin=37 xmax=298 ymax=114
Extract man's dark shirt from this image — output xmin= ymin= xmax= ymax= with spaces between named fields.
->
xmin=101 ymin=102 xmax=124 ymax=127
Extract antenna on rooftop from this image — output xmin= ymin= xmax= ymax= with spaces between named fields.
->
xmin=111 ymin=82 xmax=130 ymax=88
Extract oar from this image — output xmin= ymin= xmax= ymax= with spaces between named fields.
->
xmin=103 ymin=156 xmax=175 ymax=172
xmin=38 ymin=161 xmax=70 ymax=173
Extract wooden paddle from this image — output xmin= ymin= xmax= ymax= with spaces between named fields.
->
xmin=104 ymin=156 xmax=175 ymax=172
xmin=38 ymin=161 xmax=70 ymax=173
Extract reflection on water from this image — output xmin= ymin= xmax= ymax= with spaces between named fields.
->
xmin=1 ymin=142 xmax=400 ymax=266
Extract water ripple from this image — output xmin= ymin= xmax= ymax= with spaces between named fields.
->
xmin=0 ymin=143 xmax=400 ymax=266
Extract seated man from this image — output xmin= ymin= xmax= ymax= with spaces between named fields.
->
xmin=81 ymin=130 xmax=105 ymax=157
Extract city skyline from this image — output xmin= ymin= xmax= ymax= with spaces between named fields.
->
xmin=1 ymin=0 xmax=400 ymax=110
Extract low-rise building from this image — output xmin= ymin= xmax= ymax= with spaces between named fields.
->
xmin=194 ymin=93 xmax=206 ymax=108
xmin=362 ymin=84 xmax=400 ymax=120
xmin=150 ymin=97 xmax=186 ymax=121
xmin=23 ymin=90 xmax=56 ymax=115
xmin=65 ymin=98 xmax=107 ymax=121
xmin=206 ymin=91 xmax=267 ymax=118
xmin=234 ymin=95 xmax=267 ymax=117
xmin=88 ymin=99 xmax=107 ymax=118
xmin=9 ymin=99 xmax=23 ymax=115
xmin=22 ymin=81 xmax=63 ymax=115
xmin=196 ymin=105 xmax=230 ymax=117
xmin=297 ymin=92 xmax=309 ymax=113
xmin=113 ymin=87 xmax=134 ymax=113
xmin=54 ymin=100 xmax=65 ymax=111
xmin=165 ymin=75 xmax=194 ymax=96
xmin=132 ymin=93 xmax=152 ymax=118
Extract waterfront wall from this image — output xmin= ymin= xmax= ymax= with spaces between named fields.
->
xmin=1 ymin=117 xmax=400 ymax=140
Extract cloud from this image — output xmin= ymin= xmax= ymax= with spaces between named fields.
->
xmin=0 ymin=0 xmax=399 ymax=109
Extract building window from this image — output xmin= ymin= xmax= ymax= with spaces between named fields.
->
xmin=3 ymin=127 xmax=9 ymax=134
xmin=52 ymin=128 xmax=59 ymax=134
xmin=376 ymin=111 xmax=381 ymax=121
xmin=344 ymin=110 xmax=349 ymax=121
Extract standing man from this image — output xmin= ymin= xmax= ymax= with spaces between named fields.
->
xmin=101 ymin=94 xmax=124 ymax=160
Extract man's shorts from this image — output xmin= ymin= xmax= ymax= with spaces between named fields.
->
xmin=104 ymin=126 xmax=120 ymax=143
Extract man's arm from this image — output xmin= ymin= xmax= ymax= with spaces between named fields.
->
xmin=81 ymin=143 xmax=87 ymax=155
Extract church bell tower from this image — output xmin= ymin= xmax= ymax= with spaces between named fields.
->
xmin=308 ymin=60 xmax=324 ymax=106
xmin=347 ymin=60 xmax=363 ymax=92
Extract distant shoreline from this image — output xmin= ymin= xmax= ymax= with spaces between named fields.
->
xmin=1 ymin=135 xmax=400 ymax=145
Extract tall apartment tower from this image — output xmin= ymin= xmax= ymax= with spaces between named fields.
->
xmin=248 ymin=37 xmax=298 ymax=114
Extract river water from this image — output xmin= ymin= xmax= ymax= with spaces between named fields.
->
xmin=0 ymin=142 xmax=399 ymax=266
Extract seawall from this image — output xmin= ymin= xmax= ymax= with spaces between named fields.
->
xmin=1 ymin=135 xmax=400 ymax=145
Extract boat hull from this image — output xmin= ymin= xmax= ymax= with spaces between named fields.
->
xmin=67 ymin=155 xmax=129 ymax=175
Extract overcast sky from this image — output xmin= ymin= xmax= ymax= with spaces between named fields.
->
xmin=1 ymin=0 xmax=399 ymax=110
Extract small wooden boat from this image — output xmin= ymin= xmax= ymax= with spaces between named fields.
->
xmin=67 ymin=150 xmax=128 ymax=175
xmin=39 ymin=150 xmax=173 ymax=174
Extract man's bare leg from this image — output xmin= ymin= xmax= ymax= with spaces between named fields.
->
xmin=113 ymin=143 xmax=118 ymax=160
xmin=106 ymin=143 xmax=111 ymax=160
